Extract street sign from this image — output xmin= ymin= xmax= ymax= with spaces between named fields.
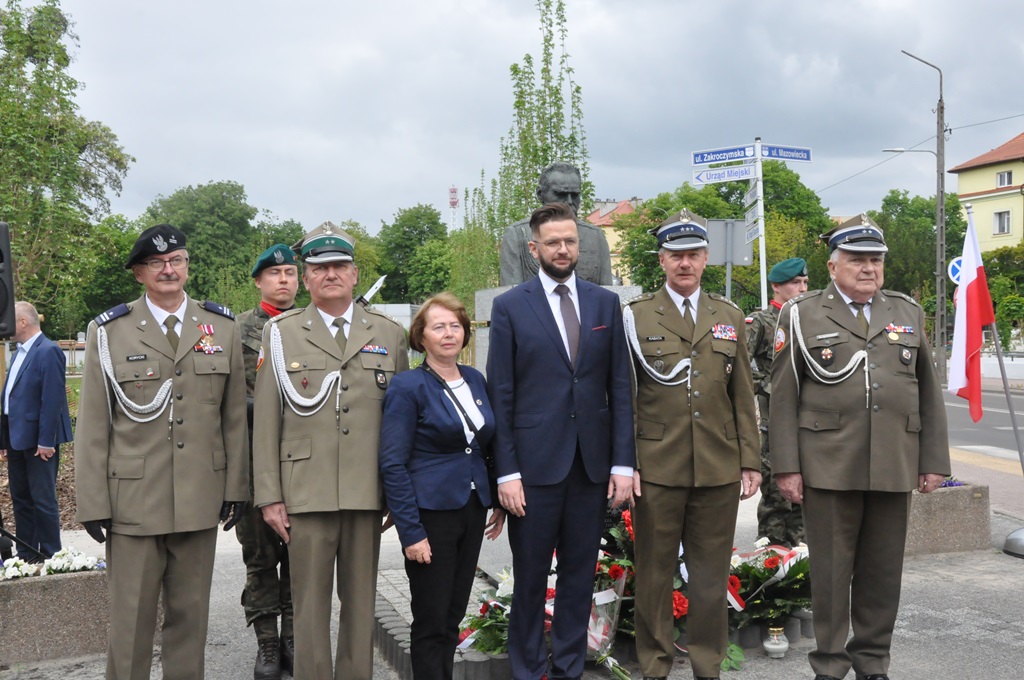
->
xmin=760 ymin=144 xmax=812 ymax=162
xmin=743 ymin=180 xmax=759 ymax=208
xmin=706 ymin=219 xmax=754 ymax=266
xmin=745 ymin=222 xmax=762 ymax=245
xmin=948 ymin=256 xmax=963 ymax=285
xmin=693 ymin=164 xmax=757 ymax=185
xmin=744 ymin=203 xmax=761 ymax=228
xmin=691 ymin=145 xmax=755 ymax=166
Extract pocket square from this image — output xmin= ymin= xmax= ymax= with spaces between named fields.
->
xmin=591 ymin=325 xmax=607 ymax=331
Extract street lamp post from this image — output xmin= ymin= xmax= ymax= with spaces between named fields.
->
xmin=886 ymin=50 xmax=947 ymax=382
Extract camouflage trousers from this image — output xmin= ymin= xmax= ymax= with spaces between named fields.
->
xmin=235 ymin=502 xmax=293 ymax=640
xmin=757 ymin=430 xmax=805 ymax=548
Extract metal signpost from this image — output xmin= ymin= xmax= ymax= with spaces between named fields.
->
xmin=691 ymin=137 xmax=812 ymax=309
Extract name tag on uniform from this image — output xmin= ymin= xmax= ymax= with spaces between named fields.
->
xmin=126 ymin=354 xmax=147 ymax=361
xmin=815 ymin=332 xmax=839 ymax=340
xmin=360 ymin=345 xmax=389 ymax=355
xmin=645 ymin=336 xmax=665 ymax=342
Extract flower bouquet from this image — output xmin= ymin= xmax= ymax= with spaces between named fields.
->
xmin=459 ymin=568 xmax=513 ymax=654
xmin=590 ymin=556 xmax=631 ymax=679
xmin=728 ymin=538 xmax=812 ymax=631
xmin=0 ymin=556 xmax=39 ymax=580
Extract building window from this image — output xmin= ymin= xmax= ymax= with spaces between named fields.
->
xmin=994 ymin=210 xmax=1011 ymax=235
xmin=997 ymin=171 xmax=1013 ymax=187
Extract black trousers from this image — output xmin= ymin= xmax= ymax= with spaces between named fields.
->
xmin=405 ymin=494 xmax=487 ymax=680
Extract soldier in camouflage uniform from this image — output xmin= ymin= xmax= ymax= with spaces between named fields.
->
xmin=744 ymin=257 xmax=808 ymax=547
xmin=235 ymin=244 xmax=300 ymax=680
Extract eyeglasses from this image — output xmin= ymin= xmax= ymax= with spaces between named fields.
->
xmin=141 ymin=255 xmax=189 ymax=272
xmin=532 ymin=238 xmax=579 ymax=250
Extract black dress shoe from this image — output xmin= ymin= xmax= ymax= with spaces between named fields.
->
xmin=814 ymin=676 xmax=842 ymax=680
xmin=860 ymin=676 xmax=890 ymax=680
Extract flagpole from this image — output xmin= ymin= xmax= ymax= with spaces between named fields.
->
xmin=987 ymin=321 xmax=1024 ymax=475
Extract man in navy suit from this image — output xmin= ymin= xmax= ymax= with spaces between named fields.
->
xmin=487 ymin=202 xmax=636 ymax=680
xmin=1 ymin=302 xmax=73 ymax=561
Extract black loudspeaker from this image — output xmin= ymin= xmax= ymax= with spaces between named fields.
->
xmin=0 ymin=223 xmax=15 ymax=339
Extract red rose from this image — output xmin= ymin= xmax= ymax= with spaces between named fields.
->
xmin=545 ymin=587 xmax=557 ymax=601
xmin=672 ymin=590 xmax=689 ymax=618
xmin=480 ymin=603 xmax=489 ymax=615
xmin=764 ymin=556 xmax=781 ymax=570
xmin=608 ymin=564 xmax=625 ymax=580
xmin=622 ymin=510 xmax=635 ymax=541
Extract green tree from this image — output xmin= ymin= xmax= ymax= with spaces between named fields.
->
xmin=996 ymin=294 xmax=1024 ymax=349
xmin=0 ymin=0 xmax=132 ymax=309
xmin=378 ymin=204 xmax=447 ymax=302
xmin=336 ymin=220 xmax=384 ymax=302
xmin=464 ymin=0 xmax=589 ymax=246
xmin=449 ymin=225 xmax=499 ymax=317
xmin=143 ymin=180 xmax=258 ymax=302
xmin=407 ymin=239 xmax=453 ymax=303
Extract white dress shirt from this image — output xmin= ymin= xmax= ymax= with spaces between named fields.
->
xmin=145 ymin=294 xmax=187 ymax=337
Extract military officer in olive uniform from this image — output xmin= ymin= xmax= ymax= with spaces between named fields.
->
xmin=235 ymin=244 xmax=300 ymax=680
xmin=744 ymin=257 xmax=808 ymax=547
xmin=75 ymin=224 xmax=249 ymax=680
xmin=625 ymin=210 xmax=761 ymax=680
xmin=770 ymin=215 xmax=950 ymax=680
xmin=253 ymin=222 xmax=409 ymax=680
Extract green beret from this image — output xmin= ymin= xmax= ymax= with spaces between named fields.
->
xmin=252 ymin=244 xmax=299 ymax=277
xmin=768 ymin=257 xmax=808 ymax=283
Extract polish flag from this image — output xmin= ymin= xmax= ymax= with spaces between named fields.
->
xmin=948 ymin=205 xmax=995 ymax=421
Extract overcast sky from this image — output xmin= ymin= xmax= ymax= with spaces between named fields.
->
xmin=61 ymin=0 xmax=1024 ymax=234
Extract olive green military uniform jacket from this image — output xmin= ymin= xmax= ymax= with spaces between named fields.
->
xmin=238 ymin=306 xmax=274 ymax=400
xmin=74 ymin=295 xmax=249 ymax=535
xmin=628 ymin=287 xmax=760 ymax=487
xmin=769 ymin=282 xmax=950 ymax=491
xmin=252 ymin=304 xmax=409 ymax=513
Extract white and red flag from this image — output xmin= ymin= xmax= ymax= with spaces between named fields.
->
xmin=948 ymin=205 xmax=995 ymax=421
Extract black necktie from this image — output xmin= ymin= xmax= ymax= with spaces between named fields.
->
xmin=681 ymin=299 xmax=695 ymax=340
xmin=164 ymin=315 xmax=179 ymax=352
xmin=555 ymin=284 xmax=580 ymax=367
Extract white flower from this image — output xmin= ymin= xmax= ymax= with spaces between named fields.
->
xmin=754 ymin=536 xmax=770 ymax=548
xmin=495 ymin=567 xmax=515 ymax=598
xmin=40 ymin=547 xmax=105 ymax=575
xmin=1 ymin=557 xmax=38 ymax=580
xmin=730 ymin=554 xmax=742 ymax=568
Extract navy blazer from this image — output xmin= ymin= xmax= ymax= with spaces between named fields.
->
xmin=2 ymin=334 xmax=73 ymax=451
xmin=486 ymin=277 xmax=635 ymax=486
xmin=379 ymin=365 xmax=495 ymax=548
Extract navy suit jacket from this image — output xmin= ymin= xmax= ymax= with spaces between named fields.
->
xmin=486 ymin=277 xmax=635 ymax=486
xmin=2 ymin=334 xmax=73 ymax=451
xmin=379 ymin=365 xmax=495 ymax=548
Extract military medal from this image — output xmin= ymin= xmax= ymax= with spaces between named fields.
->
xmin=725 ymin=362 xmax=733 ymax=374
xmin=900 ymin=348 xmax=913 ymax=365
xmin=653 ymin=359 xmax=664 ymax=371
xmin=146 ymin=368 xmax=155 ymax=377
xmin=375 ymin=370 xmax=388 ymax=389
xmin=193 ymin=324 xmax=224 ymax=354
xmin=888 ymin=332 xmax=899 ymax=341
xmin=820 ymin=347 xmax=834 ymax=367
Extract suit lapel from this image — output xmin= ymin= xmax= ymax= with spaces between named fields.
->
xmin=821 ymin=282 xmax=868 ymax=339
xmin=345 ymin=307 xmax=377 ymax=364
xmin=299 ymin=305 xmax=344 ymax=361
xmin=8 ymin=336 xmax=39 ymax=392
xmin=654 ymin=287 xmax=689 ymax=340
xmin=523 ymin=278 xmax=572 ymax=369
xmin=867 ymin=293 xmax=893 ymax=340
xmin=693 ymin=291 xmax=716 ymax=344
xmin=135 ymin=296 xmax=175 ymax=360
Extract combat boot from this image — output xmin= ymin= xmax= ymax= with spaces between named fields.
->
xmin=254 ymin=636 xmax=281 ymax=680
xmin=280 ymin=636 xmax=295 ymax=675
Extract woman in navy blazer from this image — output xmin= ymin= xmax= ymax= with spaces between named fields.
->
xmin=380 ymin=292 xmax=505 ymax=680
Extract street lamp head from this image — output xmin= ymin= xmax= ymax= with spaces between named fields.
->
xmin=883 ymin=147 xmax=937 ymax=157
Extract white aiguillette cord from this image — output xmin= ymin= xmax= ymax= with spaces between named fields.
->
xmin=788 ymin=303 xmax=870 ymax=407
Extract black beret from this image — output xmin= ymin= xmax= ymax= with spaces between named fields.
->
xmin=125 ymin=224 xmax=187 ymax=269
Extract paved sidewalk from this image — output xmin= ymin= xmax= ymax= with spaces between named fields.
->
xmin=3 ymin=484 xmax=1023 ymax=679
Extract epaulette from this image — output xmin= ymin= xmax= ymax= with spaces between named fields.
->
xmin=624 ymin=292 xmax=654 ymax=306
xmin=882 ymin=290 xmax=921 ymax=306
xmin=94 ymin=303 xmax=131 ymax=326
xmin=200 ymin=300 xmax=235 ymax=320
xmin=269 ymin=308 xmax=305 ymax=325
xmin=707 ymin=292 xmax=740 ymax=310
xmin=364 ymin=305 xmax=402 ymax=326
xmin=787 ymin=289 xmax=823 ymax=307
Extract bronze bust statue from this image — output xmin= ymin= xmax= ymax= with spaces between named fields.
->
xmin=499 ymin=162 xmax=613 ymax=286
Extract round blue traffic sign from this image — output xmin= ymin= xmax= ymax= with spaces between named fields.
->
xmin=947 ymin=256 xmax=962 ymax=285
